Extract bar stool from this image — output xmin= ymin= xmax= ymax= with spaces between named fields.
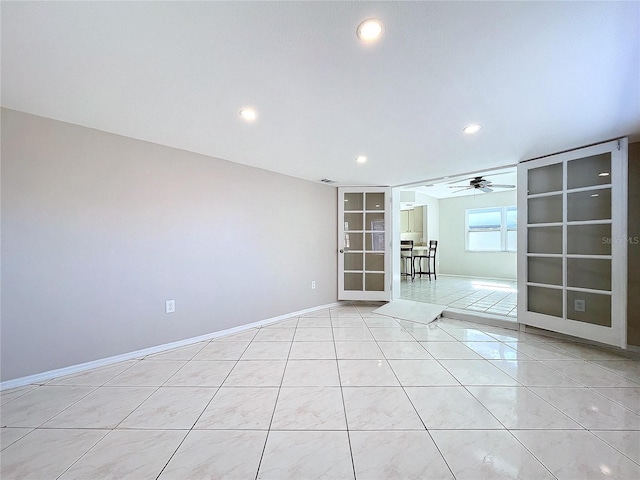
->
xmin=414 ymin=240 xmax=437 ymax=279
xmin=400 ymin=240 xmax=414 ymax=280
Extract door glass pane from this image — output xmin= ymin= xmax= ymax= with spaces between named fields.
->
xmin=365 ymin=192 xmax=385 ymax=211
xmin=344 ymin=233 xmax=363 ymax=251
xmin=567 ymin=188 xmax=611 ymax=222
xmin=365 ymin=253 xmax=384 ymax=271
xmin=366 ymin=212 xmax=384 ymax=230
xmin=528 ymin=163 xmax=563 ymax=194
xmin=344 ymin=212 xmax=363 ymax=231
xmin=344 ymin=253 xmax=363 ymax=271
xmin=567 ymin=224 xmax=611 ymax=255
xmin=528 ymin=257 xmax=563 ymax=285
xmin=528 ymin=226 xmax=562 ymax=254
xmin=567 ymin=153 xmax=611 ymax=190
xmin=344 ymin=193 xmax=363 ymax=210
xmin=366 ymin=232 xmax=385 ymax=251
xmin=567 ymin=258 xmax=611 ymax=291
xmin=528 ymin=195 xmax=562 ymax=224
xmin=344 ymin=273 xmax=363 ymax=291
xmin=528 ymin=286 xmax=563 ymax=317
xmin=567 ymin=290 xmax=611 ymax=326
xmin=365 ymin=273 xmax=384 ymax=291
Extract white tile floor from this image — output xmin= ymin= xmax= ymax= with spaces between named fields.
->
xmin=1 ymin=303 xmax=639 ymax=479
xmin=402 ymin=274 xmax=518 ymax=318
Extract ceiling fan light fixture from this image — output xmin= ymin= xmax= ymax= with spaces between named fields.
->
xmin=463 ymin=124 xmax=481 ymax=134
xmin=357 ymin=19 xmax=383 ymax=42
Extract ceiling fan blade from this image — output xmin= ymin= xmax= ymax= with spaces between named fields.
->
xmin=448 ymin=185 xmax=473 ymax=189
xmin=480 ymin=187 xmax=494 ymax=193
xmin=489 ymin=184 xmax=516 ymax=188
xmin=444 ymin=171 xmax=514 ymax=186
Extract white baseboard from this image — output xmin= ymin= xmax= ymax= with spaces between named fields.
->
xmin=437 ymin=274 xmax=517 ymax=282
xmin=0 ymin=301 xmax=346 ymax=391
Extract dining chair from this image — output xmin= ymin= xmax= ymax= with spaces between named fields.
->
xmin=400 ymin=240 xmax=414 ymax=280
xmin=414 ymin=240 xmax=437 ymax=279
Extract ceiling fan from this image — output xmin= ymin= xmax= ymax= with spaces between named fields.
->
xmin=448 ymin=176 xmax=515 ymax=194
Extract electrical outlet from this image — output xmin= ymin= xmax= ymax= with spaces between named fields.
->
xmin=166 ymin=299 xmax=176 ymax=314
xmin=311 ymin=281 xmax=316 ymax=290
xmin=574 ymin=299 xmax=585 ymax=312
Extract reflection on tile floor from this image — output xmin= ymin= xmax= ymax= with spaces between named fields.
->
xmin=402 ymin=274 xmax=518 ymax=317
xmin=2 ymin=303 xmax=639 ymax=479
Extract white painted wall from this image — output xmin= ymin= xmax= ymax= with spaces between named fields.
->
xmin=438 ymin=190 xmax=517 ymax=280
xmin=1 ymin=109 xmax=338 ymax=381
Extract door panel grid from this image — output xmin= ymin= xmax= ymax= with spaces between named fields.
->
xmin=339 ymin=188 xmax=391 ymax=301
xmin=517 ymin=139 xmax=627 ymax=347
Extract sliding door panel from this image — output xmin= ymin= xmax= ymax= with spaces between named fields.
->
xmin=517 ymin=139 xmax=627 ymax=347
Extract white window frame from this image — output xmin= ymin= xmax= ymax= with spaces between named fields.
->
xmin=465 ymin=205 xmax=517 ymax=252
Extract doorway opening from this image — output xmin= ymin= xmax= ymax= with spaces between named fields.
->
xmin=393 ymin=167 xmax=518 ymax=321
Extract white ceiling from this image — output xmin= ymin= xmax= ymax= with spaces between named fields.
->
xmin=2 ymin=1 xmax=638 ymax=187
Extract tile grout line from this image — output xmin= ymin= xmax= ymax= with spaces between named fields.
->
xmin=334 ymin=302 xmax=359 ymax=480
xmin=253 ymin=315 xmax=298 ymax=480
xmin=155 ymin=331 xmax=257 ymax=479
xmin=368 ymin=315 xmax=458 ymax=480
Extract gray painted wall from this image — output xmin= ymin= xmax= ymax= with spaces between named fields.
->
xmin=438 ymin=190 xmax=517 ymax=280
xmin=1 ymin=109 xmax=338 ymax=381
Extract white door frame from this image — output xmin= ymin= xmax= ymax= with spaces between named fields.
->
xmin=391 ymin=186 xmax=402 ymax=300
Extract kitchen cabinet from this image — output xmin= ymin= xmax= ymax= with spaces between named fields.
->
xmin=401 ymin=206 xmax=423 ymax=233
xmin=414 ymin=206 xmax=423 ymax=233
xmin=400 ymin=210 xmax=409 ymax=232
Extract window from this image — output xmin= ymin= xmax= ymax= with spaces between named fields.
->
xmin=466 ymin=206 xmax=517 ymax=252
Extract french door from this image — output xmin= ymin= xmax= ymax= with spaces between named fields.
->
xmin=517 ymin=139 xmax=628 ymax=347
xmin=338 ymin=187 xmax=391 ymax=301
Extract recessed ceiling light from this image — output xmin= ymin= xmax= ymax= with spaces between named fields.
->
xmin=463 ymin=124 xmax=481 ymax=134
xmin=357 ymin=19 xmax=383 ymax=42
xmin=356 ymin=156 xmax=367 ymax=164
xmin=239 ymin=108 xmax=257 ymax=121
xmin=598 ymin=172 xmax=610 ymax=177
